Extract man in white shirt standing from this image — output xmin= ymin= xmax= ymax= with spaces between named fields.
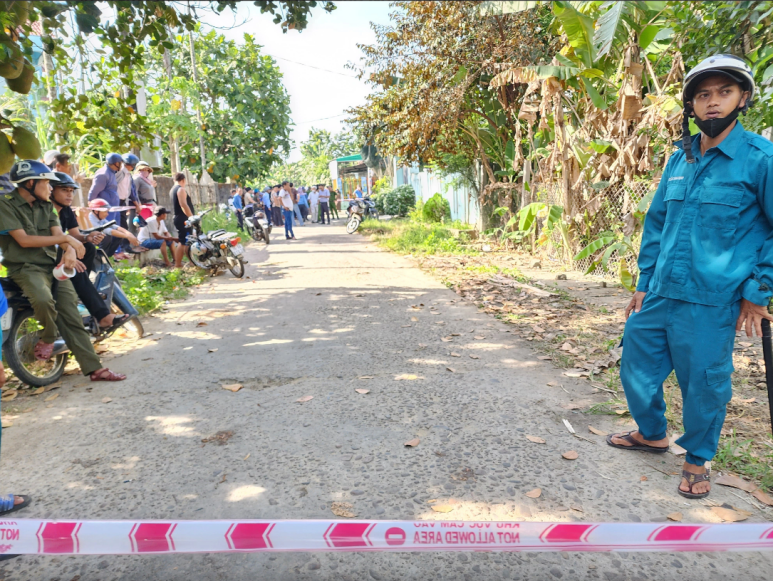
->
xmin=280 ymin=181 xmax=296 ymax=240
xmin=308 ymin=185 xmax=320 ymax=223
xmin=318 ymin=183 xmax=331 ymax=225
xmin=137 ymin=207 xmax=178 ymax=267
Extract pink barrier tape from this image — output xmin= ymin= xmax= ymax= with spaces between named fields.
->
xmin=74 ymin=204 xmax=156 ymax=213
xmin=1 ymin=520 xmax=772 ymax=555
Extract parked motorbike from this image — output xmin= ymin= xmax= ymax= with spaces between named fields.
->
xmin=0 ymin=221 xmax=144 ymax=387
xmin=185 ymin=208 xmax=247 ymax=278
xmin=243 ymin=204 xmax=271 ymax=244
xmin=346 ymin=197 xmax=379 ymax=234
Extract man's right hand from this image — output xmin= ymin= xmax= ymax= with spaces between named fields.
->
xmin=62 ymin=246 xmax=78 ymax=270
xmin=65 ymin=235 xmax=86 ymax=258
xmin=625 ymin=291 xmax=646 ymax=319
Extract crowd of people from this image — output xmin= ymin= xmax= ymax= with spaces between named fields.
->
xmin=228 ymin=182 xmax=341 ymax=240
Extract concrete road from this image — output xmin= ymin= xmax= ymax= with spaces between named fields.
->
xmin=2 ymin=219 xmax=771 ymax=580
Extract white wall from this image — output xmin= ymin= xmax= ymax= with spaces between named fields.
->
xmin=394 ymin=161 xmax=480 ymax=227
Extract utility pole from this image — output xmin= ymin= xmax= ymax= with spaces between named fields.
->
xmin=162 ymin=46 xmax=180 ymax=174
xmin=188 ymin=30 xmax=207 ymax=177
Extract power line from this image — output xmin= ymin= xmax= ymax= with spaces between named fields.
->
xmin=268 ymin=54 xmax=361 ymax=79
xmin=293 ymin=113 xmax=348 ymax=125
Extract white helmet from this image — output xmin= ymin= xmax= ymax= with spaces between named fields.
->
xmin=683 ymin=54 xmax=755 ymax=112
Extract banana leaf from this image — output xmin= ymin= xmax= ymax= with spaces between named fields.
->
xmin=553 ymin=1 xmax=596 ymax=68
xmin=594 ymin=1 xmax=626 ymax=60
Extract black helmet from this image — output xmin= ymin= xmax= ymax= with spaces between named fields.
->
xmin=50 ymin=171 xmax=80 ymax=190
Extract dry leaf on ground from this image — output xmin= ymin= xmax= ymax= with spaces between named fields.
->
xmin=563 ymin=371 xmax=583 ymax=378
xmin=715 ymin=474 xmax=758 ymax=493
xmin=431 ymin=505 xmax=455 ymax=513
xmin=538 ymin=355 xmax=552 ymax=360
xmin=44 ymin=393 xmax=58 ymax=402
xmin=469 ymin=354 xmax=479 ymax=359
xmin=588 ymin=426 xmax=608 ymax=436
xmin=404 ymin=438 xmax=420 ymax=447
xmin=296 ymin=395 xmax=314 ymax=403
xmin=32 ymin=387 xmax=45 ymax=396
xmin=667 ymin=512 xmax=683 ymax=522
xmin=354 ymin=389 xmax=370 ymax=395
xmin=752 ymin=489 xmax=773 ymax=506
xmin=395 ymin=374 xmax=420 ymax=381
xmin=1 ymin=419 xmax=12 ymax=428
xmin=197 ymin=322 xmax=208 ymax=327
xmin=669 ymin=434 xmax=687 ymax=455
xmin=525 ymin=435 xmax=546 ymax=444
xmin=331 ymin=502 xmax=356 ymax=518
xmin=446 ymin=367 xmax=456 ymax=373
xmin=1 ymin=392 xmax=17 ymax=402
xmin=640 ymin=476 xmax=648 ymax=482
xmin=358 ymin=375 xmax=374 ymax=379
xmin=711 ymin=507 xmax=751 ymax=522
xmin=222 ymin=383 xmax=243 ymax=393
xmin=562 ymin=450 xmax=579 ymax=460
xmin=450 ymin=352 xmax=461 ymax=357
xmin=525 ymin=488 xmax=542 ymax=498
xmin=102 ymin=397 xmax=112 ymax=404
xmin=411 ymin=317 xmax=418 ymax=322
xmin=441 ymin=337 xmax=453 ymax=343
xmin=201 ymin=430 xmax=233 ymax=445
xmin=45 ymin=381 xmax=62 ymax=391
xmin=208 ymin=348 xmax=218 ymax=353
xmin=474 ymin=336 xmax=485 ymax=340
xmin=243 ymin=453 xmax=251 ymax=460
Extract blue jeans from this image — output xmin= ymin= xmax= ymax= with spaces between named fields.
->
xmin=140 ymin=239 xmax=165 ymax=250
xmin=293 ymin=203 xmax=304 ymax=226
xmin=283 ymin=209 xmax=295 ymax=239
xmin=620 ymin=292 xmax=739 ymax=466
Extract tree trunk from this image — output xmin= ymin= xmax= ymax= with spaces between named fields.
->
xmin=188 ymin=31 xmax=207 ymax=177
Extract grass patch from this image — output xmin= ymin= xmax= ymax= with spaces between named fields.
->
xmin=115 ymin=265 xmax=207 ymax=315
xmin=359 ymin=219 xmax=477 ymax=255
xmin=714 ymin=430 xmax=773 ymax=492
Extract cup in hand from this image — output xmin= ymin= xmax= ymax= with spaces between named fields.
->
xmin=53 ymin=263 xmax=76 ymax=281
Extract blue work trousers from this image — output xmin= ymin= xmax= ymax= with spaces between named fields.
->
xmin=283 ymin=209 xmax=295 ymax=239
xmin=620 ymin=292 xmax=739 ymax=466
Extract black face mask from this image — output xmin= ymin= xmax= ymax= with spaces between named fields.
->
xmin=694 ymin=107 xmax=740 ymax=138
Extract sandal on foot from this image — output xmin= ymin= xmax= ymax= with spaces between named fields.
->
xmin=90 ymin=368 xmax=127 ymax=382
xmin=34 ymin=341 xmax=54 ymax=361
xmin=678 ymin=468 xmax=711 ymax=499
xmin=100 ymin=313 xmax=131 ymax=334
xmin=606 ymin=431 xmax=669 ymax=454
xmin=0 ymin=494 xmax=31 ymax=516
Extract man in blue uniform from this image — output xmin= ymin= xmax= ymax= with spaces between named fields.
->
xmin=607 ymin=55 xmax=773 ymax=499
xmin=87 ymin=153 xmax=124 ymax=224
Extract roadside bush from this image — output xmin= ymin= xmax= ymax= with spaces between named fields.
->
xmin=422 ymin=193 xmax=451 ymax=223
xmin=379 ymin=184 xmax=416 ymax=217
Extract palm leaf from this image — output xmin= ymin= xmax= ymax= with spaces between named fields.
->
xmin=553 ymin=1 xmax=596 ymax=68
xmin=594 ymin=1 xmax=627 ymax=60
xmin=574 ymin=235 xmax=616 ymax=261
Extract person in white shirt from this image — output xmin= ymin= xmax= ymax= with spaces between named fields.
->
xmin=88 ymin=198 xmax=140 ymax=260
xmin=318 ymin=183 xmax=331 ymax=224
xmin=280 ymin=181 xmax=296 ymax=240
xmin=308 ymin=185 xmax=320 ymax=223
xmin=138 ymin=207 xmax=178 ymax=267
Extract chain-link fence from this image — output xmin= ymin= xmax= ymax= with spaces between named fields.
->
xmin=530 ymin=179 xmax=656 ymax=278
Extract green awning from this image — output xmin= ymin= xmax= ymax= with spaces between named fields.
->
xmin=335 ymin=154 xmax=362 ymax=162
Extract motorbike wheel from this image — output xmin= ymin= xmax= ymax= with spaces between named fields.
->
xmin=186 ymin=245 xmax=210 ymax=269
xmin=263 ymin=227 xmax=270 ymax=245
xmin=2 ymin=308 xmax=68 ymax=387
xmin=250 ymin=222 xmax=262 ymax=241
xmin=227 ymin=251 xmax=245 ymax=278
xmin=370 ymin=211 xmax=380 ymax=221
xmin=346 ymin=217 xmax=361 ymax=234
xmin=107 ymin=304 xmax=144 ymax=339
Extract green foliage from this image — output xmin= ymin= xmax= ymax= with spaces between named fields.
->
xmin=714 ymin=430 xmax=773 ymax=493
xmin=378 ymin=184 xmax=416 ymax=217
xmin=422 ymin=193 xmax=451 ymax=223
xmin=266 ymin=127 xmax=360 ymax=186
xmin=359 ymin=219 xmax=474 ymax=255
xmin=115 ymin=265 xmax=206 ymax=315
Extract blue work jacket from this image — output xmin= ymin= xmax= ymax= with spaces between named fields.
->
xmin=637 ymin=122 xmax=773 ymax=307
xmin=88 ymin=165 xmax=120 ymax=223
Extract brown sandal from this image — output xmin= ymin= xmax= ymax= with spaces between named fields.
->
xmin=34 ymin=341 xmax=55 ymax=361
xmin=90 ymin=368 xmax=127 ymax=382
xmin=678 ymin=468 xmax=711 ymax=499
xmin=606 ymin=431 xmax=669 ymax=454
